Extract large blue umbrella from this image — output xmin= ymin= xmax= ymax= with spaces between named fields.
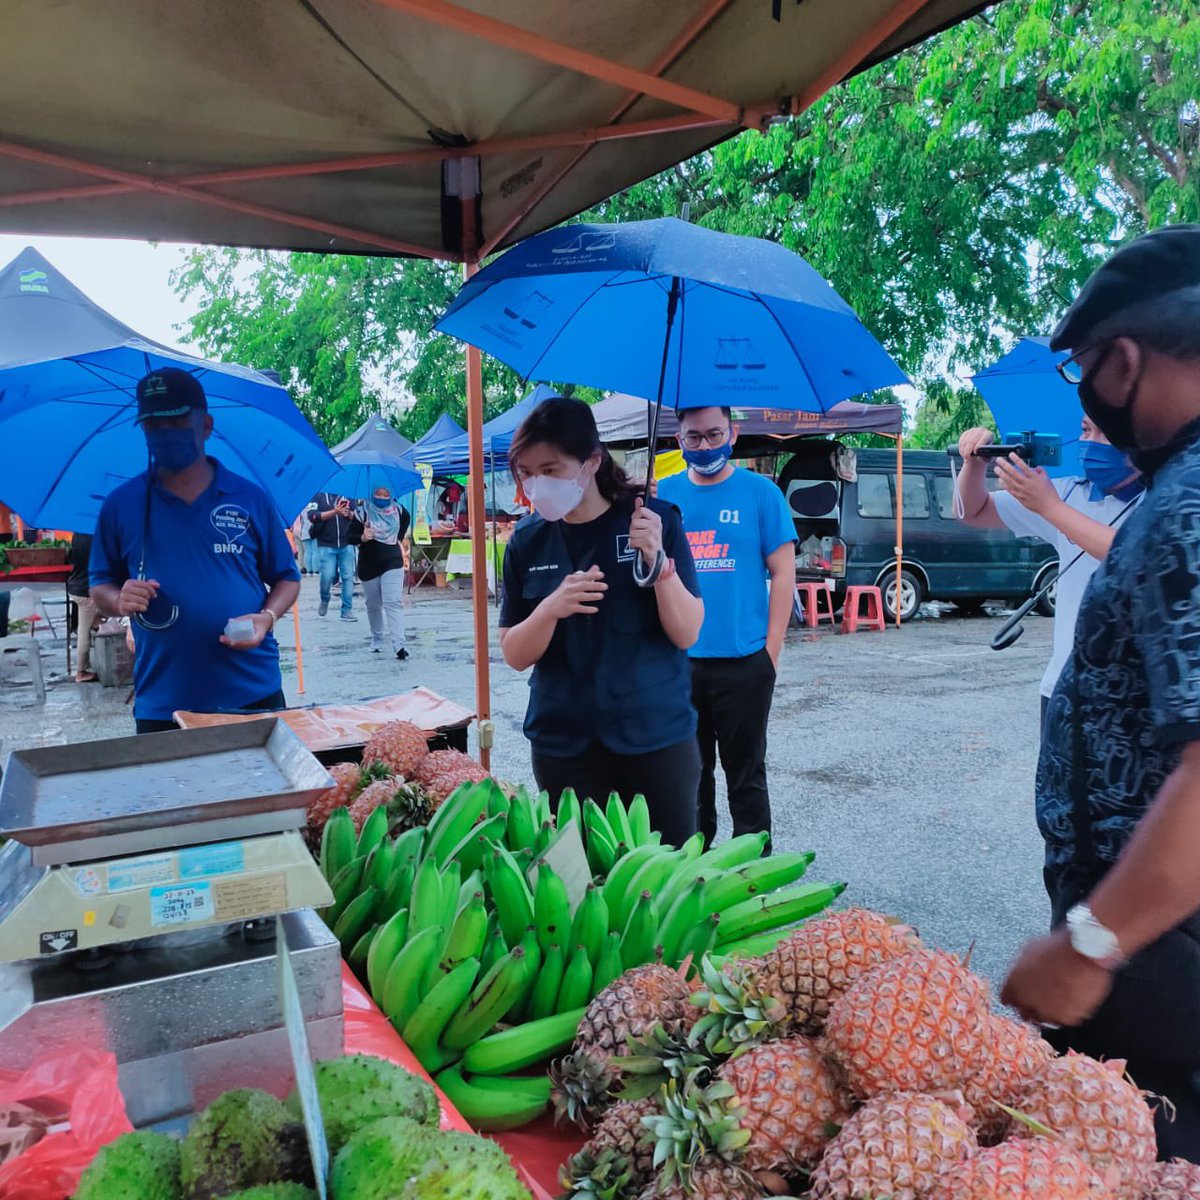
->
xmin=971 ymin=337 xmax=1082 ymax=479
xmin=323 ymin=450 xmax=421 ymax=501
xmin=436 ymin=219 xmax=909 ymax=416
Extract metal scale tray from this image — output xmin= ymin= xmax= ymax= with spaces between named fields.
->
xmin=0 ymin=719 xmax=333 ymax=866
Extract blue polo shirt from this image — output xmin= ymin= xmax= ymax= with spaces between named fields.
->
xmin=90 ymin=459 xmax=299 ymax=721
xmin=659 ymin=466 xmax=795 ymax=659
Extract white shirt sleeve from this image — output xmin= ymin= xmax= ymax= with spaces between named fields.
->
xmin=992 ymin=479 xmax=1074 ymax=544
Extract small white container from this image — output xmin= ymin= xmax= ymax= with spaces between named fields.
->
xmin=223 ymin=615 xmax=257 ymax=645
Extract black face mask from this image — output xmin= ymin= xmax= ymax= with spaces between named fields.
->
xmin=1078 ymin=351 xmax=1141 ymax=454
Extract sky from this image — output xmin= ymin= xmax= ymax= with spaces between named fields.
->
xmin=0 ymin=233 xmax=198 ymax=351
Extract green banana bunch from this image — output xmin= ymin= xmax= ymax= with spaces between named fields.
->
xmin=379 ymin=925 xmax=443 ymax=1031
xmin=319 ymin=808 xmax=356 ymax=883
xmin=715 ymin=881 xmax=846 ymax=945
xmin=433 ymin=1063 xmax=549 ymax=1132
xmin=462 ymin=1006 xmax=587 ymax=1075
xmin=423 ymin=781 xmax=493 ymax=867
xmin=442 ymin=945 xmax=527 ymax=1051
xmin=444 ymin=812 xmax=507 ymax=877
xmin=700 ymin=851 xmax=815 ymax=914
xmin=402 ymin=956 xmax=481 ymax=1073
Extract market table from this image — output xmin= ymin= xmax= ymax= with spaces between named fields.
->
xmin=0 ymin=564 xmax=72 ymax=585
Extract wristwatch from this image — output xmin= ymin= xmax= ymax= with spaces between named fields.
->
xmin=1065 ymin=904 xmax=1124 ymax=969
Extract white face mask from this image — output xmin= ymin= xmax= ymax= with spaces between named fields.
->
xmin=524 ymin=471 xmax=585 ymax=522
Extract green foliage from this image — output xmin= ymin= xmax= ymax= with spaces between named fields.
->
xmin=173 ymin=0 xmax=1198 ymax=444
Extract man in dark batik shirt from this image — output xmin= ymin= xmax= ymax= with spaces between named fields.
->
xmin=1002 ymin=225 xmax=1200 ymax=1161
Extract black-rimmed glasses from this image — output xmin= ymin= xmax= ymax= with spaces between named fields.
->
xmin=1056 ymin=342 xmax=1112 ymax=386
xmin=679 ymin=428 xmax=731 ymax=451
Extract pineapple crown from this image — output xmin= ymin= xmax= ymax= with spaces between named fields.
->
xmin=357 ymin=758 xmax=394 ymax=788
xmin=618 ymin=1023 xmax=715 ymax=1102
xmin=643 ymin=1079 xmax=750 ymax=1191
xmin=551 ymin=1052 xmax=622 ymax=1133
xmin=559 ymin=1147 xmax=638 ymax=1200
xmin=687 ymin=956 xmax=788 ymax=1058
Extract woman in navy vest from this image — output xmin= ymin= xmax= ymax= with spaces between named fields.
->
xmin=499 ymin=397 xmax=704 ymax=846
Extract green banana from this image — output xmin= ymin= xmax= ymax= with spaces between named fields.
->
xmin=533 ymin=863 xmax=572 ymax=955
xmin=442 ymin=946 xmax=527 ymax=1051
xmin=366 ymin=906 xmax=410 ymax=1000
xmin=532 ymin=788 xmax=553 ymax=830
xmin=480 ymin=913 xmax=507 ymax=974
xmin=439 ymin=860 xmax=463 ymax=923
xmin=616 ymin=848 xmax=684 ymax=932
xmin=333 ymin=886 xmax=380 ymax=950
xmin=556 ymin=787 xmax=581 ymax=833
xmin=506 ymin=787 xmax=538 ymax=852
xmin=693 ymin=831 xmax=771 ymax=873
xmin=605 ymin=793 xmax=634 ymax=849
xmin=325 ymin=856 xmax=367 ymax=925
xmin=570 ymin=883 xmax=609 ymax=967
xmin=528 ymin=942 xmax=565 ymax=1021
xmin=654 ymin=831 xmax=709 ymax=913
xmin=457 ymin=869 xmax=484 ymax=914
xmin=592 ymin=931 xmax=624 ymax=997
xmin=600 ymin=844 xmax=662 ymax=921
xmin=437 ymin=891 xmax=489 ymax=979
xmin=380 ymin=925 xmax=443 ymax=1031
xmin=357 ymin=804 xmax=390 ymax=857
xmin=584 ymin=819 xmax=618 ymax=876
xmin=347 ymin=923 xmax=377 ymax=977
xmin=364 ymin=837 xmax=396 ymax=895
xmin=621 ymin=889 xmax=660 ymax=969
xmin=582 ymin=798 xmax=618 ymax=852
xmin=407 ymin=857 xmax=446 ymax=938
xmin=402 ymin=956 xmax=481 ymax=1073
xmin=701 ymin=851 xmax=815 ymax=915
xmin=676 ymin=911 xmax=721 ymax=968
xmin=510 ymin=927 xmax=543 ymax=1022
xmin=486 ymin=845 xmax=535 ymax=948
xmin=424 ymin=782 xmax=491 ymax=866
xmin=486 ymin=783 xmax=511 ymax=822
xmin=715 ymin=881 xmax=846 ymax=945
xmin=444 ymin=812 xmax=507 ymax=878
xmin=627 ymin=794 xmax=652 ymax=847
xmin=463 ymin=1006 xmax=587 ymax=1075
xmin=393 ymin=825 xmax=426 ymax=873
xmin=533 ymin=820 xmax=554 ymax=858
xmin=467 ymin=1073 xmax=554 ymax=1105
xmin=377 ymin=854 xmax=414 ymax=921
xmin=556 ymin=943 xmax=594 ymax=1013
xmin=319 ymin=808 xmax=356 ymax=883
xmin=433 ymin=1063 xmax=549 ymax=1132
xmin=658 ymin=877 xmax=708 ymax=966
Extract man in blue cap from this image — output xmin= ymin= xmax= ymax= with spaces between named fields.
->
xmin=1001 ymin=226 xmax=1200 ymax=1160
xmin=90 ymin=368 xmax=300 ymax=733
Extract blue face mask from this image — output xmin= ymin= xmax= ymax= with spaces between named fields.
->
xmin=1078 ymin=440 xmax=1144 ymax=501
xmin=145 ymin=426 xmax=201 ymax=474
xmin=372 ymin=496 xmax=392 ymax=508
xmin=682 ymin=441 xmax=732 ymax=477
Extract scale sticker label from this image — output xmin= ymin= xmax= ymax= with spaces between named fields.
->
xmin=149 ymin=882 xmax=214 ymax=927
xmin=215 ymin=873 xmax=287 ymax=922
xmin=179 ymin=842 xmax=245 ymax=881
xmin=40 ymin=929 xmax=77 ymax=954
xmin=107 ymin=854 xmax=176 ymax=894
xmin=67 ymin=866 xmax=104 ymax=898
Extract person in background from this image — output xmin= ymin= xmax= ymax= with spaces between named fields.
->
xmin=1000 ymin=225 xmax=1200 ymax=1160
xmin=290 ymin=507 xmax=312 ymax=574
xmin=360 ymin=484 xmax=411 ymax=661
xmin=67 ymin=530 xmax=100 ymax=683
xmin=658 ymin=405 xmax=796 ymax=847
xmin=499 ymin=396 xmax=704 ymax=845
xmin=956 ymin=415 xmax=1144 ymax=726
xmin=90 ymin=368 xmax=300 ymax=734
xmin=435 ymin=481 xmax=470 ymax=535
xmin=309 ymin=489 xmax=362 ymax=620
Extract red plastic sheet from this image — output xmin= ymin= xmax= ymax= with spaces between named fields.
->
xmin=0 ymin=1046 xmax=133 ymax=1200
xmin=340 ymin=965 xmax=582 ymax=1199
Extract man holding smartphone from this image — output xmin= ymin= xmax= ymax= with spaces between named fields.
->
xmin=309 ymin=489 xmax=362 ymax=620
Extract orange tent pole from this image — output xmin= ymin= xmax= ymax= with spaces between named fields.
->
xmin=894 ymin=433 xmax=904 ymax=628
xmin=292 ymin=605 xmax=306 ymax=696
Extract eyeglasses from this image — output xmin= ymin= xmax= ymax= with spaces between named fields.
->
xmin=680 ymin=428 xmax=731 ymax=451
xmin=1056 ymin=342 xmax=1111 ymax=386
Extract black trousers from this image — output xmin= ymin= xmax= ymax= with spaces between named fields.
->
xmin=135 ymin=688 xmax=287 ymax=735
xmin=532 ymin=738 xmax=700 ymax=849
xmin=691 ymin=650 xmax=776 ymax=847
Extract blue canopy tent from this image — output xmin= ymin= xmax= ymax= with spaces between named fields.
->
xmin=434 ymin=383 xmax=558 ymax=474
xmin=330 ymin=412 xmax=414 ymax=459
xmin=410 ymin=412 xmax=468 ymax=475
xmin=971 ymin=337 xmax=1082 ymax=479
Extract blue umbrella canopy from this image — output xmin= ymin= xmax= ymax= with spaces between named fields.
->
xmin=971 ymin=337 xmax=1082 ymax=479
xmin=436 ymin=219 xmax=908 ymax=413
xmin=324 ymin=449 xmax=421 ymax=501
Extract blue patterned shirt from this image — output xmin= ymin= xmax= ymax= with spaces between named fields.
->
xmin=1039 ymin=420 xmax=1200 ymax=886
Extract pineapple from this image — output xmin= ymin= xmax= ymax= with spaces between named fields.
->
xmin=348 ymin=775 xmax=400 ymax=833
xmin=551 ymin=965 xmax=697 ymax=1131
xmin=415 ymin=749 xmax=491 ymax=802
xmin=559 ymin=1098 xmax=659 ymax=1199
xmin=808 ymin=1091 xmax=977 ymax=1200
xmin=362 ymin=720 xmax=430 ymax=778
xmin=634 ymin=1156 xmax=768 ymax=1200
xmin=650 ymin=1036 xmax=850 ymax=1176
xmin=1145 ymin=1159 xmax=1200 ymax=1198
xmin=822 ymin=948 xmax=991 ymax=1097
xmin=308 ymin=761 xmax=361 ymax=830
xmin=1012 ymin=1053 xmax=1157 ymax=1200
xmin=962 ymin=1015 xmax=1055 ymax=1144
xmin=387 ymin=779 xmax=436 ymax=833
xmin=927 ymin=1138 xmax=1105 ymax=1200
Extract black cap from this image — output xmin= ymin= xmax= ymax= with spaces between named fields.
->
xmin=1051 ymin=224 xmax=1200 ymax=351
xmin=135 ymin=368 xmax=207 ymax=424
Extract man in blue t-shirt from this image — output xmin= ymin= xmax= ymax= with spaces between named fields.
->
xmin=659 ymin=405 xmax=796 ymax=845
xmin=90 ymin=368 xmax=301 ymax=733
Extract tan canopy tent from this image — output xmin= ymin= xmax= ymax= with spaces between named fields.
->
xmin=0 ymin=0 xmax=993 ymax=763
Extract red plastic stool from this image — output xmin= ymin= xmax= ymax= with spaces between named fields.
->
xmin=795 ymin=581 xmax=836 ymax=628
xmin=841 ymin=585 xmax=886 ymax=633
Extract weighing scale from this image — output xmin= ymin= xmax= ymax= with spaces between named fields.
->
xmin=0 ymin=719 xmax=346 ymax=1126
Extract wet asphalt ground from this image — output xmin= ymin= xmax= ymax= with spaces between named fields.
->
xmin=0 ymin=575 xmax=1051 ymax=988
